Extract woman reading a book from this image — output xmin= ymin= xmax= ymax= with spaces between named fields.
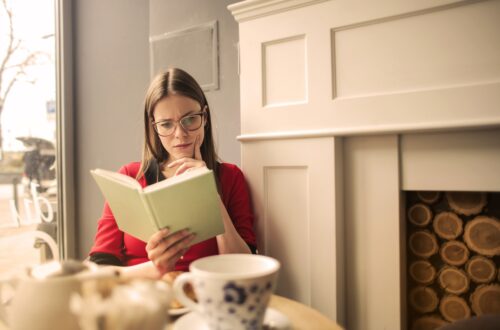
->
xmin=89 ymin=68 xmax=256 ymax=278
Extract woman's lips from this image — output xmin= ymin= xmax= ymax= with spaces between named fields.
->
xmin=174 ymin=143 xmax=192 ymax=149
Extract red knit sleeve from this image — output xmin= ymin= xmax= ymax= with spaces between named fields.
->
xmin=89 ymin=201 xmax=125 ymax=262
xmin=220 ymin=164 xmax=257 ymax=248
xmin=89 ymin=164 xmax=139 ymax=261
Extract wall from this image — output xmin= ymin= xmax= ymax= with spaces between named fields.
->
xmin=73 ymin=0 xmax=150 ymax=257
xmin=149 ymin=0 xmax=241 ymax=165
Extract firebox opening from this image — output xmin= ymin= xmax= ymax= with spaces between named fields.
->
xmin=405 ymin=191 xmax=500 ymax=330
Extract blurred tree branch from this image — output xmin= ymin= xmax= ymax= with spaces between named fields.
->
xmin=0 ymin=0 xmax=49 ymax=158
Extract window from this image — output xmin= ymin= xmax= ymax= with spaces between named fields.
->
xmin=0 ymin=0 xmax=60 ymax=277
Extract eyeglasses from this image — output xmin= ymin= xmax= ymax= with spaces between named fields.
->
xmin=152 ymin=109 xmax=207 ymax=137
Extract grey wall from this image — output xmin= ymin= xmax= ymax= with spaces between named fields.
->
xmin=73 ymin=0 xmax=150 ymax=257
xmin=150 ymin=0 xmax=241 ymax=166
xmin=74 ymin=1 xmax=241 ymax=258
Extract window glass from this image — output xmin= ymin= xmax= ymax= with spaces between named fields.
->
xmin=0 ymin=0 xmax=57 ymax=278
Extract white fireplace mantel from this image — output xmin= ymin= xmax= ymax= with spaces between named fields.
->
xmin=230 ymin=0 xmax=500 ymax=329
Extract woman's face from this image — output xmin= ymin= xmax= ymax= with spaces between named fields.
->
xmin=152 ymin=94 xmax=205 ymax=163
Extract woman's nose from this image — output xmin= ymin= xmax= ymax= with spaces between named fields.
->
xmin=173 ymin=122 xmax=188 ymax=137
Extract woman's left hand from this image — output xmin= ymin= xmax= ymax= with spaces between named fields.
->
xmin=167 ymin=135 xmax=206 ymax=176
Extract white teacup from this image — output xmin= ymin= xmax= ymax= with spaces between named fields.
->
xmin=173 ymin=254 xmax=280 ymax=330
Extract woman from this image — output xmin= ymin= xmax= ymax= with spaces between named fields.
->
xmin=89 ymin=68 xmax=256 ymax=278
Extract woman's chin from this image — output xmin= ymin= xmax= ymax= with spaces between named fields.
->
xmin=170 ymin=150 xmax=194 ymax=160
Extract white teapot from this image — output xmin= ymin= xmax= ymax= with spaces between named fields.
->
xmin=0 ymin=231 xmax=117 ymax=330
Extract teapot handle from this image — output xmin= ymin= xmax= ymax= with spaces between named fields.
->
xmin=4 ymin=230 xmax=59 ymax=261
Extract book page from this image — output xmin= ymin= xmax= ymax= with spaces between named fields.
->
xmin=143 ymin=167 xmax=211 ymax=193
xmin=91 ymin=169 xmax=142 ymax=189
xmin=91 ymin=170 xmax=156 ymax=241
xmin=144 ymin=169 xmax=224 ymax=245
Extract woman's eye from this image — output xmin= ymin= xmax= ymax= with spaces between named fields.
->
xmin=182 ymin=116 xmax=195 ymax=126
xmin=160 ymin=121 xmax=174 ymax=129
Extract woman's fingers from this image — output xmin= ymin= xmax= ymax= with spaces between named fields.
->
xmin=153 ymin=234 xmax=196 ymax=271
xmin=175 ymin=161 xmax=196 ymax=176
xmin=173 ymin=160 xmax=206 ymax=176
xmin=151 ymin=233 xmax=197 ymax=274
xmin=147 ymin=229 xmax=190 ymax=259
xmin=146 ymin=229 xmax=196 ymax=273
xmin=146 ymin=227 xmax=170 ymax=250
xmin=167 ymin=157 xmax=206 ymax=169
xmin=194 ymin=135 xmax=202 ymax=160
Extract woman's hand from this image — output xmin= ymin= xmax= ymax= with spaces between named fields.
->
xmin=167 ymin=135 xmax=206 ymax=176
xmin=146 ymin=228 xmax=196 ymax=275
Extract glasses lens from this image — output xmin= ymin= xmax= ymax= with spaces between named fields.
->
xmin=156 ymin=121 xmax=175 ymax=136
xmin=180 ymin=114 xmax=202 ymax=131
xmin=154 ymin=113 xmax=204 ymax=136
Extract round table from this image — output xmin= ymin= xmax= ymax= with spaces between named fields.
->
xmin=168 ymin=294 xmax=342 ymax=329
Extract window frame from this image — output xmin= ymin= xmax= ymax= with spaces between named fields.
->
xmin=55 ymin=0 xmax=75 ymax=259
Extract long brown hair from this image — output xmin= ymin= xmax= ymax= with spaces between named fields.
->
xmin=138 ymin=68 xmax=220 ymax=186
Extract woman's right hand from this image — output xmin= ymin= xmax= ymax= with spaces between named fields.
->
xmin=146 ymin=228 xmax=196 ymax=276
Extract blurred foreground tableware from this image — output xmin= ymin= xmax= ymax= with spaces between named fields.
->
xmin=174 ymin=254 xmax=280 ymax=330
xmin=0 ymin=232 xmax=118 ymax=330
xmin=70 ymin=278 xmax=172 ymax=330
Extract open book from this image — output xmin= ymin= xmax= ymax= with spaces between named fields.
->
xmin=90 ymin=167 xmax=224 ymax=243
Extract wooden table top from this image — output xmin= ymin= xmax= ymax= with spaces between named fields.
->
xmin=167 ymin=294 xmax=342 ymax=330
xmin=0 ymin=295 xmax=341 ymax=330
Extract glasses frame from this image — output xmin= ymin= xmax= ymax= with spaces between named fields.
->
xmin=152 ymin=106 xmax=207 ymax=137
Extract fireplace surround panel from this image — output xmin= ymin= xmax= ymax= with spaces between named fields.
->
xmin=230 ymin=0 xmax=500 ymax=329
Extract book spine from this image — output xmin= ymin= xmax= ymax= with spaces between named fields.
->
xmin=139 ymin=193 xmax=160 ymax=231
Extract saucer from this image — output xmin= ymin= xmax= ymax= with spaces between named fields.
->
xmin=169 ymin=306 xmax=190 ymax=316
xmin=173 ymin=307 xmax=291 ymax=330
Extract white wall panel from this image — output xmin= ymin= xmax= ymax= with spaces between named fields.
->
xmin=401 ymin=129 xmax=500 ymax=191
xmin=334 ymin=1 xmax=500 ymax=98
xmin=236 ymin=0 xmax=500 ymax=136
xmin=241 ymin=137 xmax=343 ymax=322
xmin=263 ymin=35 xmax=307 ymax=106
xmin=264 ymin=167 xmax=310 ymax=302
xmin=344 ymin=135 xmax=401 ymax=330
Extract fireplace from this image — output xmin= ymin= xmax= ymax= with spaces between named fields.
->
xmin=229 ymin=0 xmax=500 ymax=328
xmin=341 ymin=129 xmax=500 ymax=330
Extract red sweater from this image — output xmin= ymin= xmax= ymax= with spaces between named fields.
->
xmin=89 ymin=162 xmax=256 ymax=271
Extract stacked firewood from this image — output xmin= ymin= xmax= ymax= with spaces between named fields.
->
xmin=407 ymin=191 xmax=500 ymax=330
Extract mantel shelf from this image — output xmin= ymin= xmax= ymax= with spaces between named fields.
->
xmin=238 ymin=119 xmax=500 ymax=141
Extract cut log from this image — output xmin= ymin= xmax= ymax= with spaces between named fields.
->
xmin=465 ymin=256 xmax=497 ymax=284
xmin=409 ymin=230 xmax=439 ymax=258
xmin=433 ymin=212 xmax=463 ymax=240
xmin=439 ymin=294 xmax=471 ymax=322
xmin=470 ymin=284 xmax=500 ymax=316
xmin=409 ymin=286 xmax=439 ymax=313
xmin=411 ymin=316 xmax=448 ymax=330
xmin=417 ymin=191 xmax=441 ymax=205
xmin=446 ymin=192 xmax=487 ymax=216
xmin=409 ymin=260 xmax=436 ymax=285
xmin=438 ymin=266 xmax=470 ymax=295
xmin=408 ymin=203 xmax=433 ymax=227
xmin=439 ymin=240 xmax=470 ymax=267
xmin=463 ymin=216 xmax=500 ymax=256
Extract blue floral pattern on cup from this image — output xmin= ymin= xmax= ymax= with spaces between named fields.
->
xmin=195 ymin=279 xmax=276 ymax=330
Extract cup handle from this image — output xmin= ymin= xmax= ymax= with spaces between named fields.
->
xmin=173 ymin=273 xmax=201 ymax=313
